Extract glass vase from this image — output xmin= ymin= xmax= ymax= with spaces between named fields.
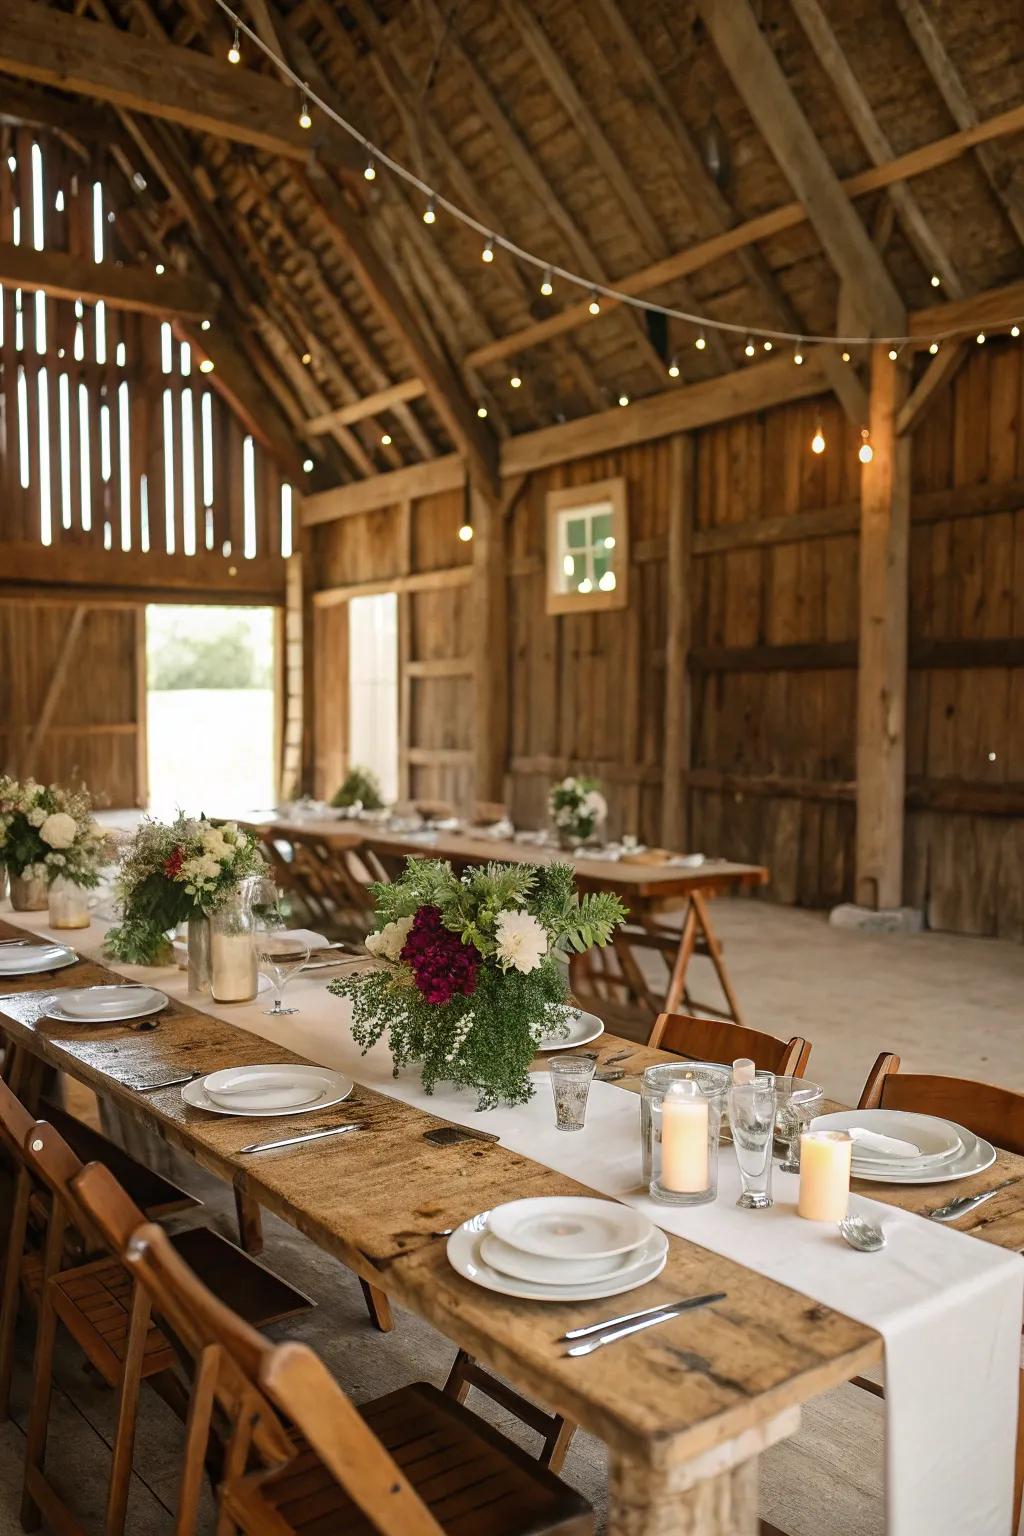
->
xmin=48 ymin=877 xmax=96 ymax=930
xmin=210 ymin=891 xmax=258 ymax=1004
xmin=187 ymin=915 xmax=212 ymax=995
xmin=8 ymin=869 xmax=48 ymax=912
xmin=641 ymin=1062 xmax=729 ymax=1207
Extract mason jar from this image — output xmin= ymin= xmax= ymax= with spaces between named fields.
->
xmin=210 ymin=890 xmax=258 ymax=1004
xmin=48 ymin=876 xmax=97 ymax=930
xmin=641 ymin=1061 xmax=729 ymax=1207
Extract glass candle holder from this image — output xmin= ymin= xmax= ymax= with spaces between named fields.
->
xmin=642 ymin=1062 xmax=727 ymax=1206
xmin=773 ymin=1078 xmax=825 ymax=1172
xmin=798 ymin=1130 xmax=853 ymax=1221
xmin=210 ymin=891 xmax=258 ymax=1004
xmin=549 ymin=1053 xmax=596 ymax=1131
xmin=728 ymin=1073 xmax=777 ymax=1209
xmin=47 ymin=877 xmax=97 ymax=930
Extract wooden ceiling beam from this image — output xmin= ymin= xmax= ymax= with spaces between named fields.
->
xmin=0 ymin=79 xmax=109 ymax=137
xmin=894 ymin=0 xmax=1024 ymax=248
xmin=304 ymin=454 xmax=467 ymax=525
xmin=304 ymin=166 xmax=499 ymax=498
xmin=0 ymin=240 xmax=216 ymax=320
xmin=459 ymin=98 xmax=1024 ymax=373
xmin=908 ymin=278 xmax=1024 ymax=342
xmin=696 ymin=0 xmax=904 ymax=335
xmin=895 ymin=342 xmax=968 ymax=436
xmin=790 ymin=0 xmax=963 ymax=298
xmin=306 ymin=378 xmax=428 ymax=436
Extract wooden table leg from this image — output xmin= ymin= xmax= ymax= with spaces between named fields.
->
xmin=691 ymin=891 xmax=745 ymax=1026
xmin=358 ymin=1278 xmax=394 ymax=1332
xmin=233 ymin=1187 xmax=264 ymax=1255
xmin=662 ymin=901 xmax=698 ymax=1015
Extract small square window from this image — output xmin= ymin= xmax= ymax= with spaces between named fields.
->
xmin=545 ymin=478 xmax=628 ymax=614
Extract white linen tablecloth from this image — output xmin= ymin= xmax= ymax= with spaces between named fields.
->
xmin=6 ymin=911 xmax=1023 ymax=1536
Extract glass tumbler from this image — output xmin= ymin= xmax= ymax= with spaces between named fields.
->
xmin=549 ymin=1054 xmax=596 ymax=1131
xmin=773 ymin=1078 xmax=825 ymax=1172
xmin=642 ymin=1062 xmax=728 ymax=1207
xmin=728 ymin=1073 xmax=777 ymax=1209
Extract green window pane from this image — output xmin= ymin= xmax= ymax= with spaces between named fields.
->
xmin=591 ymin=511 xmax=613 ymax=544
xmin=565 ymin=516 xmax=588 ymax=549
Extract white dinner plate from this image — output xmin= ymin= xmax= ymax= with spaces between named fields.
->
xmin=44 ymin=987 xmax=168 ymax=1025
xmin=57 ymin=985 xmax=166 ymax=1021
xmin=812 ymin=1109 xmax=962 ymax=1164
xmin=0 ymin=943 xmax=78 ymax=977
xmin=182 ymin=1065 xmax=353 ymax=1118
xmin=479 ymin=1231 xmax=659 ymax=1285
xmin=449 ymin=1215 xmax=668 ymax=1302
xmin=535 ymin=1008 xmax=605 ymax=1053
xmin=488 ymin=1196 xmax=653 ymax=1261
xmin=850 ymin=1124 xmax=996 ymax=1185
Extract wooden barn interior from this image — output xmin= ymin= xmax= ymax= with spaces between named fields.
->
xmin=1 ymin=2 xmax=1023 ymax=1533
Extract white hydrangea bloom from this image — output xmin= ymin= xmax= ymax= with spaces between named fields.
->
xmin=494 ymin=908 xmax=547 ymax=973
xmin=27 ymin=807 xmax=47 ymax=828
xmin=365 ymin=914 xmax=414 ymax=961
xmin=583 ymin=789 xmax=607 ymax=823
xmin=39 ymin=812 xmax=78 ymax=849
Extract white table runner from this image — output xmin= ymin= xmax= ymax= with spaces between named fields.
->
xmin=6 ymin=911 xmax=1023 ymax=1536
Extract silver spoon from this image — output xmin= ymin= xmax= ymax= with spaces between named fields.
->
xmin=839 ymin=1212 xmax=887 ymax=1252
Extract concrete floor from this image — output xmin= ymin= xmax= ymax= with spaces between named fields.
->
xmin=2 ymin=897 xmax=1020 ymax=1535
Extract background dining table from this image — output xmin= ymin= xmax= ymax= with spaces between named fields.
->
xmin=1 ymin=909 xmax=1023 ymax=1534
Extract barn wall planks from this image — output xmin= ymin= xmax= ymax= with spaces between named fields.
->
xmin=308 ymin=344 xmax=1023 ymax=939
xmin=0 ymin=600 xmax=144 ymax=804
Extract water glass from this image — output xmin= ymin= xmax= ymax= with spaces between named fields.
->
xmin=773 ymin=1078 xmax=824 ymax=1172
xmin=549 ymin=1054 xmax=596 ymax=1131
xmin=728 ymin=1073 xmax=777 ymax=1209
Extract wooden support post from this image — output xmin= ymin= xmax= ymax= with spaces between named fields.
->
xmin=472 ymin=482 xmax=508 ymax=807
xmin=856 ymin=346 xmax=910 ymax=909
xmin=662 ymin=434 xmax=694 ymax=851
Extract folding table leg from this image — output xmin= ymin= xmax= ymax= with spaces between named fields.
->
xmin=662 ymin=902 xmax=699 ymax=1015
xmin=691 ymin=892 xmax=745 ymax=1026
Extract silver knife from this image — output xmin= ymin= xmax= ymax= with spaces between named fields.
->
xmin=928 ymin=1180 xmax=1016 ymax=1221
xmin=130 ymin=1072 xmax=203 ymax=1093
xmin=563 ymin=1291 xmax=726 ymax=1357
xmin=238 ymin=1123 xmax=364 ymax=1155
xmin=561 ymin=1290 xmax=726 ymax=1349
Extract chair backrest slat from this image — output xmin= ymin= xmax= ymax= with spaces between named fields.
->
xmin=647 ymin=1012 xmax=811 ymax=1077
xmin=858 ymin=1053 xmax=1024 ymax=1155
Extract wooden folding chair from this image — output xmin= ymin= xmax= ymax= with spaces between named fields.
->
xmin=647 ymin=1011 xmax=812 ymax=1077
xmin=856 ymin=1053 xmax=1024 ymax=1528
xmin=70 ymin=1191 xmax=593 ymax=1536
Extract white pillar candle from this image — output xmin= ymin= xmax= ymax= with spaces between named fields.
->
xmin=211 ymin=932 xmax=257 ymax=1003
xmin=661 ymin=1080 xmax=709 ymax=1193
xmin=798 ymin=1130 xmax=853 ymax=1221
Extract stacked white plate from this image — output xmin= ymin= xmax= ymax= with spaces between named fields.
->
xmin=811 ymin=1108 xmax=996 ymax=1185
xmin=0 ymin=941 xmax=77 ymax=977
xmin=44 ymin=985 xmax=168 ymax=1024
xmin=534 ymin=1006 xmax=604 ymax=1053
xmin=447 ymin=1196 xmax=668 ymax=1301
xmin=183 ymin=1063 xmax=353 ymax=1117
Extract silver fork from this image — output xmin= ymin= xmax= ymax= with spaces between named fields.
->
xmin=928 ymin=1180 xmax=1016 ymax=1222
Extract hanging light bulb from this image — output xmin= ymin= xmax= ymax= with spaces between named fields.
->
xmin=458 ymin=520 xmax=474 ymax=542
xmin=928 ymin=340 xmax=940 ymax=355
xmin=858 ymin=427 xmax=873 ymax=464
xmin=380 ymin=432 xmax=392 ymax=446
xmin=930 ymin=274 xmax=941 ymax=288
xmin=617 ymin=393 xmax=629 ymax=407
xmin=363 ymin=154 xmax=376 ymax=181
xmin=476 ymin=403 xmax=488 ymax=419
xmin=298 ymin=93 xmax=312 ymax=131
xmin=422 ymin=195 xmax=436 ymax=224
xmin=811 ymin=421 xmax=826 ymax=455
xmin=887 ymin=346 xmax=899 ymax=361
xmin=509 ymin=366 xmax=522 ymax=388
xmin=763 ymin=339 xmax=773 ymax=352
xmin=481 ymin=236 xmax=495 ymax=263
xmin=198 ymin=358 xmax=215 ymax=374
xmin=302 ymin=457 xmax=314 ymax=473
xmin=841 ymin=350 xmax=851 ymax=363
xmin=154 ymin=262 xmax=165 ymax=275
xmin=793 ymin=342 xmax=804 ymax=365
xmin=301 ymin=351 xmax=312 ymax=366
xmin=695 ymin=329 xmax=707 ymax=351
xmin=744 ymin=336 xmax=755 ymax=357
xmin=667 ymin=355 xmax=680 ymax=378
xmin=1012 ymin=324 xmax=1021 ymax=338
xmin=539 ymin=268 xmax=553 ymax=296
xmin=227 ymin=24 xmax=241 ymax=63
xmin=588 ymin=289 xmax=601 ymax=315
xmin=200 ymin=319 xmax=211 ymax=332
xmin=976 ymin=331 xmax=986 ymax=344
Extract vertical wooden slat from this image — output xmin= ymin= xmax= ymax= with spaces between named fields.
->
xmin=662 ymin=433 xmax=695 ymax=851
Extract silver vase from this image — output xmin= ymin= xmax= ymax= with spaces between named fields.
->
xmin=8 ymin=869 xmax=49 ymax=912
xmin=186 ymin=915 xmax=212 ymax=995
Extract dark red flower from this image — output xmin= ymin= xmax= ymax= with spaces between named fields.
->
xmin=163 ymin=847 xmax=186 ymax=878
xmin=400 ymin=904 xmax=480 ymax=1005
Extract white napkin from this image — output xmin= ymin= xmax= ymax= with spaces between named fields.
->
xmin=846 ymin=1126 xmax=923 ymax=1159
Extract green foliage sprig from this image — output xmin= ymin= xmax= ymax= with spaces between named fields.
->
xmin=330 ymin=765 xmax=385 ymax=810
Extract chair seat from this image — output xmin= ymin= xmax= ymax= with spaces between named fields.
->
xmin=226 ymin=1382 xmax=592 ymax=1535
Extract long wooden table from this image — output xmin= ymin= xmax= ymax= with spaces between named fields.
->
xmin=250 ymin=815 xmax=769 ymax=1031
xmin=2 ymin=914 xmax=1022 ymax=1534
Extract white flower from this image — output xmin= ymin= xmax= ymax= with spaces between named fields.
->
xmin=181 ymin=853 xmax=221 ymax=886
xmin=583 ymin=790 xmax=607 ymax=823
xmin=27 ymin=807 xmax=47 ymax=828
xmin=494 ymin=909 xmax=547 ymax=973
xmin=39 ymin=812 xmax=78 ymax=849
xmin=365 ymin=915 xmax=414 ymax=961
xmin=201 ymin=827 xmax=230 ymax=860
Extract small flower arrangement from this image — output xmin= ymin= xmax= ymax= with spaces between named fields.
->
xmin=105 ymin=814 xmax=266 ymax=965
xmin=330 ymin=765 xmax=385 ymax=812
xmin=0 ymin=775 xmax=107 ymax=887
xmin=330 ymin=858 xmax=625 ymax=1108
xmin=549 ymin=775 xmax=608 ymax=847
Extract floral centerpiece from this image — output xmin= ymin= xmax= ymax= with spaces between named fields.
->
xmin=331 ymin=765 xmax=385 ymax=812
xmin=0 ymin=776 xmax=107 ymax=908
xmin=330 ymin=858 xmax=625 ymax=1108
xmin=105 ymin=814 xmax=265 ymax=965
xmin=548 ymin=775 xmax=608 ymax=847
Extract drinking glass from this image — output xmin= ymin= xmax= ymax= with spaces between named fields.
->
xmin=728 ymin=1073 xmax=777 ymax=1209
xmin=773 ymin=1078 xmax=825 ymax=1172
xmin=549 ymin=1054 xmax=596 ymax=1131
xmin=257 ymin=927 xmax=311 ymax=1016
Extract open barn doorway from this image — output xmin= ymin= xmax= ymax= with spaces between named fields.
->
xmin=145 ymin=605 xmax=276 ymax=817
